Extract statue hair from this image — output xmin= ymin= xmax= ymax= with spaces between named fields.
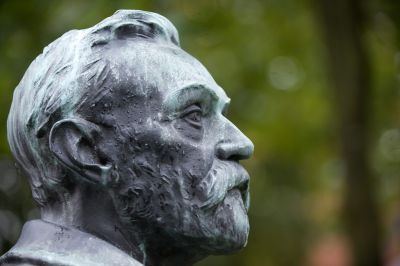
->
xmin=7 ymin=10 xmax=180 ymax=207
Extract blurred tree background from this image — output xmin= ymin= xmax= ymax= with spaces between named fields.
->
xmin=1 ymin=0 xmax=400 ymax=265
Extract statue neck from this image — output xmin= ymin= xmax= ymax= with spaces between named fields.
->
xmin=39 ymin=182 xmax=204 ymax=266
xmin=40 ymin=183 xmax=144 ymax=261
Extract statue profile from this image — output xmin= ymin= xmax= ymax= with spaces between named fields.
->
xmin=0 ymin=10 xmax=254 ymax=266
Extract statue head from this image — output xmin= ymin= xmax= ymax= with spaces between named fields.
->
xmin=7 ymin=10 xmax=254 ymax=264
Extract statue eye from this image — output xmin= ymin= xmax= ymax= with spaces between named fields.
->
xmin=181 ymin=104 xmax=202 ymax=128
xmin=186 ymin=111 xmax=201 ymax=122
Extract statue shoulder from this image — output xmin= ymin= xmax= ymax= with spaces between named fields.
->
xmin=0 ymin=252 xmax=61 ymax=266
xmin=1 ymin=220 xmax=143 ymax=266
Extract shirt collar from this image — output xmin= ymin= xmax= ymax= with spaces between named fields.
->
xmin=5 ymin=219 xmax=143 ymax=266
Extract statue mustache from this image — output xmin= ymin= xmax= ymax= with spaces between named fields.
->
xmin=197 ymin=160 xmax=250 ymax=211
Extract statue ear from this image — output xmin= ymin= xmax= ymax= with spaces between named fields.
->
xmin=49 ymin=118 xmax=112 ymax=186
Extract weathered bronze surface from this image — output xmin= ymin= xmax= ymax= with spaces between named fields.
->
xmin=0 ymin=10 xmax=254 ymax=266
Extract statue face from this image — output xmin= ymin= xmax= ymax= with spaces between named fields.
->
xmin=84 ymin=41 xmax=254 ymax=254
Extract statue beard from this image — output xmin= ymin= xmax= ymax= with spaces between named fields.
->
xmin=111 ymin=157 xmax=250 ymax=254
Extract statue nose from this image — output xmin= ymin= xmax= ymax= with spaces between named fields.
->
xmin=216 ymin=122 xmax=254 ymax=161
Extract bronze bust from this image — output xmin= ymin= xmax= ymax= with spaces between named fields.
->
xmin=1 ymin=10 xmax=254 ymax=266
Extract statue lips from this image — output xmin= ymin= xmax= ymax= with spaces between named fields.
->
xmin=226 ymin=188 xmax=247 ymax=214
xmin=226 ymin=170 xmax=250 ymax=213
xmin=224 ymin=164 xmax=250 ymax=212
xmin=229 ymin=175 xmax=250 ymax=212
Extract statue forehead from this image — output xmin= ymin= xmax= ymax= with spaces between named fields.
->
xmin=103 ymin=41 xmax=229 ymax=100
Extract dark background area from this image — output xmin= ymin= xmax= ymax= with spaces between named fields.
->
xmin=1 ymin=0 xmax=400 ymax=265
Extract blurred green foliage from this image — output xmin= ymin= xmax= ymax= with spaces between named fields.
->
xmin=0 ymin=1 xmax=399 ymax=265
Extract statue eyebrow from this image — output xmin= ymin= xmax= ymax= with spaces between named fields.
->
xmin=162 ymin=84 xmax=224 ymax=115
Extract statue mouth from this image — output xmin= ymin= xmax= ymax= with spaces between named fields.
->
xmin=198 ymin=161 xmax=250 ymax=211
xmin=228 ymin=178 xmax=250 ymax=212
xmin=238 ymin=179 xmax=250 ymax=211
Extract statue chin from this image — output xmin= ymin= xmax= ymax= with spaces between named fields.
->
xmin=189 ymin=189 xmax=250 ymax=255
xmin=212 ymin=189 xmax=250 ymax=253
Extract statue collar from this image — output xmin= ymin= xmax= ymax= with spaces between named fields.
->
xmin=0 ymin=219 xmax=142 ymax=266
